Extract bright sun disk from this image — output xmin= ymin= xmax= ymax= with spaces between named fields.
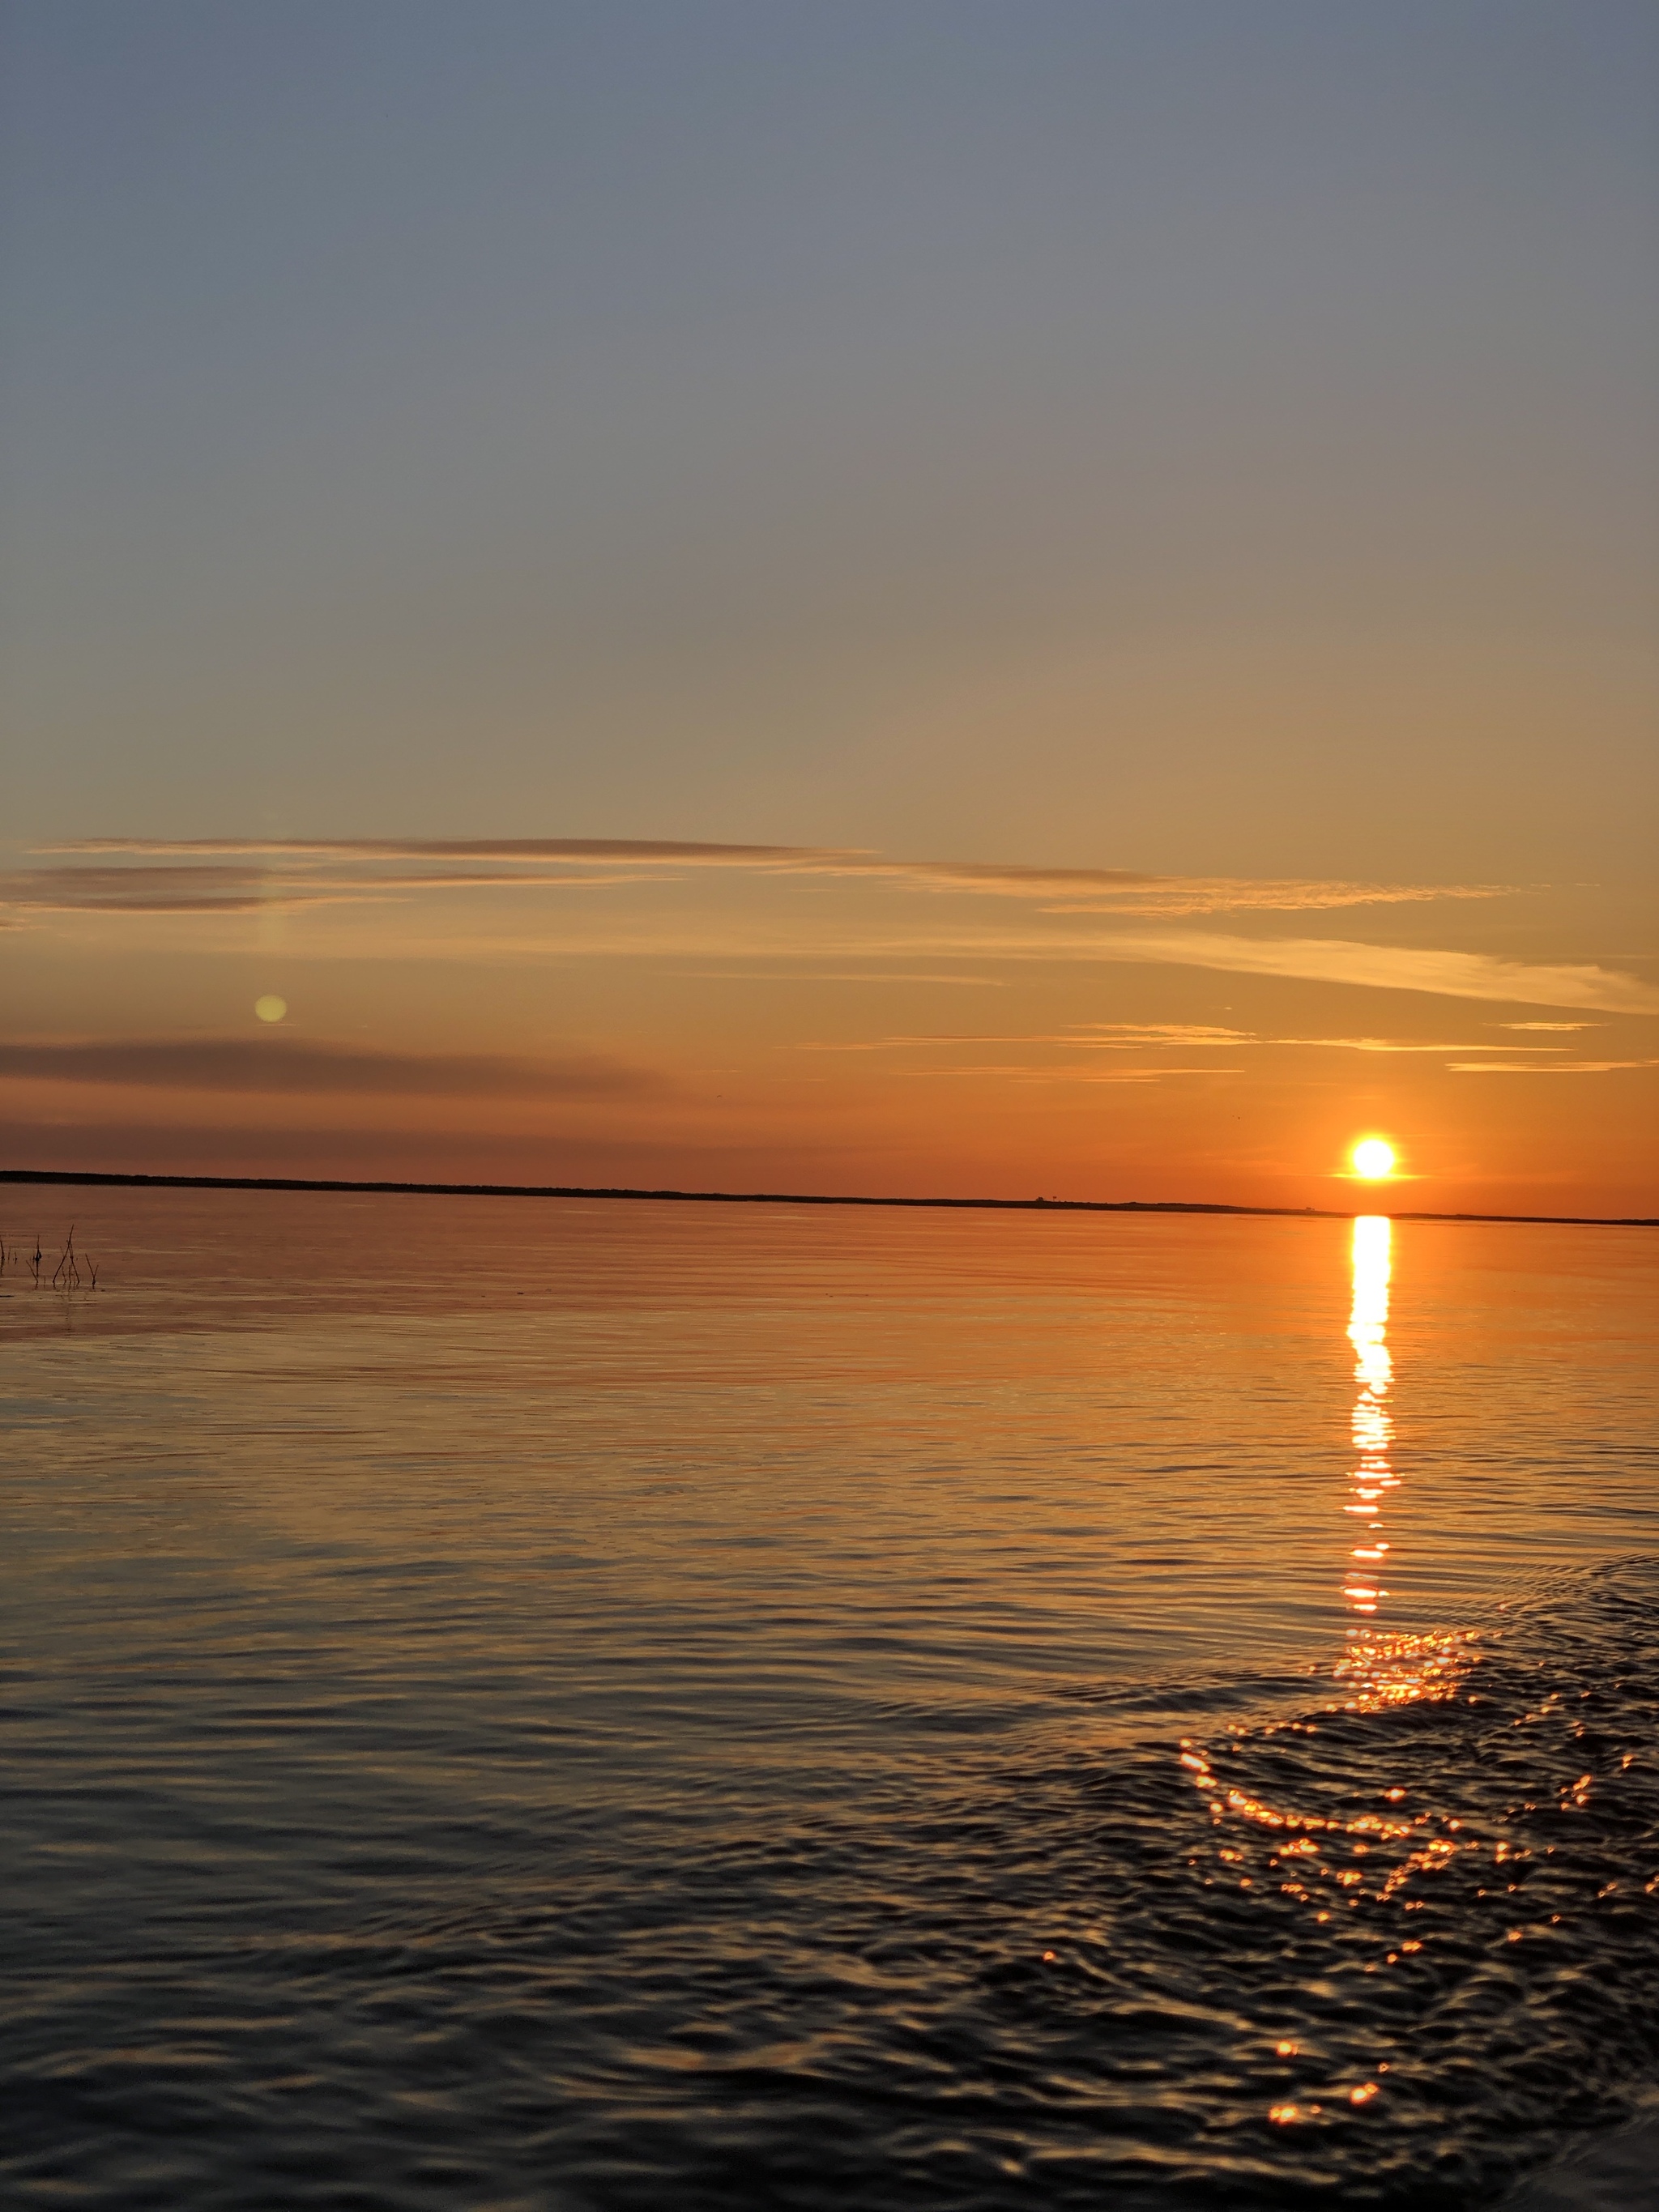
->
xmin=1351 ymin=1138 xmax=1397 ymax=1179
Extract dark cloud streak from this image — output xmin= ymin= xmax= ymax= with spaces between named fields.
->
xmin=0 ymin=1038 xmax=665 ymax=1100
xmin=32 ymin=838 xmax=1507 ymax=913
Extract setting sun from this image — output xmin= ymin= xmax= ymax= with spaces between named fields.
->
xmin=1351 ymin=1138 xmax=1397 ymax=1180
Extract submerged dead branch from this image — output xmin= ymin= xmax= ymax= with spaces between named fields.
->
xmin=1 ymin=1225 xmax=101 ymax=1295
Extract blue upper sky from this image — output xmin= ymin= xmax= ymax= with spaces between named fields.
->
xmin=3 ymin=0 xmax=1657 ymax=880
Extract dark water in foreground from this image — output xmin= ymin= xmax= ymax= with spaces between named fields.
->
xmin=2 ymin=1193 xmax=1656 ymax=2209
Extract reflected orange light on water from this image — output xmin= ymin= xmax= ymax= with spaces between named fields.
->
xmin=1333 ymin=1213 xmax=1482 ymax=1715
xmin=1179 ymin=1214 xmax=1483 ymax=1788
xmin=1179 ymin=1230 xmax=1485 ymax=1865
xmin=1343 ymin=1217 xmax=1395 ymax=1623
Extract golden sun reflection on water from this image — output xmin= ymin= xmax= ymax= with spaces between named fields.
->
xmin=1333 ymin=1215 xmax=1480 ymax=1716
xmin=1179 ymin=1220 xmax=1485 ymax=1796
xmin=1342 ymin=1215 xmax=1395 ymax=1623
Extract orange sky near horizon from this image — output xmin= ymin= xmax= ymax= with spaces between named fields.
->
xmin=2 ymin=843 xmax=1653 ymax=1214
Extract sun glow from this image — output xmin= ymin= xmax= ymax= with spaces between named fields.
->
xmin=1350 ymin=1137 xmax=1396 ymax=1180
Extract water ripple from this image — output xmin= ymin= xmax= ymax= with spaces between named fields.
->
xmin=8 ymin=1562 xmax=1659 ymax=2209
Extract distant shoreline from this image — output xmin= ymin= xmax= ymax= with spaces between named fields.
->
xmin=2 ymin=1166 xmax=1653 ymax=1229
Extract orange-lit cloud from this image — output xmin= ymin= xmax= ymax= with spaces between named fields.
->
xmin=793 ymin=1026 xmax=1553 ymax=1055
xmin=1068 ymin=933 xmax=1659 ymax=1015
xmin=11 ymin=844 xmax=1648 ymax=1018
xmin=26 ymin=838 xmax=1512 ymax=918
xmin=898 ymin=1063 xmax=1244 ymax=1084
xmin=1447 ymin=1059 xmax=1659 ymax=1076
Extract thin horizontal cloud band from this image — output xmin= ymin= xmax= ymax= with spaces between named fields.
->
xmin=579 ymin=927 xmax=1659 ymax=1016
xmin=30 ymin=838 xmax=1512 ymax=915
xmin=0 ymin=1038 xmax=665 ymax=1099
xmin=792 ymin=1029 xmax=1573 ymax=1053
xmin=0 ymin=864 xmax=659 ymax=913
xmin=99 ymin=904 xmax=1638 ymax=1018
xmin=1447 ymin=1059 xmax=1659 ymax=1075
xmin=1051 ymin=933 xmax=1659 ymax=1016
xmin=15 ymin=838 xmax=1653 ymax=1014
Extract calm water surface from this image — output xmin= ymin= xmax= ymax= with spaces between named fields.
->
xmin=2 ymin=1193 xmax=1657 ymax=2209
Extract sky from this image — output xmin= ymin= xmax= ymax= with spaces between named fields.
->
xmin=2 ymin=0 xmax=1656 ymax=1213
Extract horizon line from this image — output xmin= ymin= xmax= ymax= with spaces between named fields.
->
xmin=1 ymin=1167 xmax=1653 ymax=1230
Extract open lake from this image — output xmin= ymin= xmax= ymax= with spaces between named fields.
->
xmin=3 ymin=1190 xmax=1657 ymax=2209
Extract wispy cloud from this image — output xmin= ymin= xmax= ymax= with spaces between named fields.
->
xmin=1038 ymin=884 xmax=1508 ymax=917
xmin=28 ymin=837 xmax=1512 ymax=919
xmin=0 ymin=862 xmax=658 ymax=914
xmin=1073 ymin=1025 xmax=1562 ymax=1054
xmin=1265 ymin=1037 xmax=1559 ymax=1054
xmin=1071 ymin=934 xmax=1659 ymax=1015
xmin=0 ymin=865 xmax=377 ymax=914
xmin=1448 ymin=1059 xmax=1659 ymax=1076
xmin=795 ymin=1025 xmax=1259 ymax=1055
xmin=1496 ymin=1020 xmax=1600 ymax=1033
xmin=15 ymin=838 xmax=1652 ymax=1014
xmin=796 ymin=1025 xmax=1567 ymax=1057
xmin=679 ymin=970 xmax=1008 ymax=987
xmin=899 ymin=1063 xmax=1242 ymax=1084
xmin=0 ymin=1038 xmax=665 ymax=1099
xmin=46 ymin=837 xmax=824 ymax=864
xmin=1068 ymin=1022 xmax=1248 ymax=1045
